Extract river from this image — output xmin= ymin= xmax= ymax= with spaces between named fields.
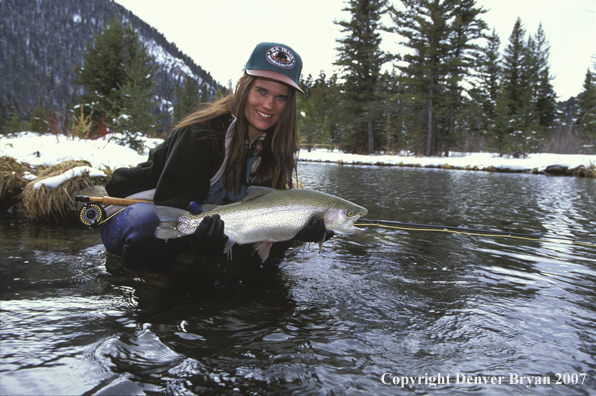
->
xmin=1 ymin=162 xmax=595 ymax=395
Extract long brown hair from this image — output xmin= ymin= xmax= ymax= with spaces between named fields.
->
xmin=173 ymin=75 xmax=299 ymax=193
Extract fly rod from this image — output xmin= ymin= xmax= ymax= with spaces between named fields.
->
xmin=75 ymin=195 xmax=153 ymax=206
xmin=358 ymin=218 xmax=543 ymax=238
xmin=358 ymin=218 xmax=596 ymax=248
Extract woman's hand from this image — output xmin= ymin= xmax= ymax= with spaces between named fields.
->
xmin=294 ymin=218 xmax=334 ymax=243
xmin=187 ymin=201 xmax=226 ymax=247
xmin=193 ymin=214 xmax=225 ymax=245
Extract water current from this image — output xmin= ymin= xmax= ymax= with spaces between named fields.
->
xmin=1 ymin=162 xmax=595 ymax=395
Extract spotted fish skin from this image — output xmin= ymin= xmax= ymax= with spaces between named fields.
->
xmin=153 ymin=187 xmax=367 ymax=262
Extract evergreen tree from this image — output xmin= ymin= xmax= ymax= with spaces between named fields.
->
xmin=173 ymin=76 xmax=200 ymax=123
xmin=74 ymin=18 xmax=159 ymax=146
xmin=222 ymin=80 xmax=233 ymax=96
xmin=472 ymin=28 xmax=501 ymax=137
xmin=442 ymin=0 xmax=487 ymax=155
xmin=97 ymin=22 xmax=158 ymax=149
xmin=488 ymin=87 xmax=513 ymax=156
xmin=0 ymin=100 xmax=8 ymax=134
xmin=73 ymin=18 xmax=129 ymax=126
xmin=199 ymin=82 xmax=210 ymax=104
xmin=576 ymin=65 xmax=596 ymax=142
xmin=389 ymin=0 xmax=486 ymax=156
xmin=28 ymin=104 xmax=50 ymax=133
xmin=108 ymin=38 xmax=158 ymax=150
xmin=499 ymin=17 xmax=541 ymax=155
xmin=501 ymin=18 xmax=527 ymax=116
xmin=390 ymin=0 xmax=453 ymax=155
xmin=319 ymin=73 xmax=344 ymax=145
xmin=376 ymin=67 xmax=405 ymax=152
xmin=488 ymin=18 xmax=558 ymax=156
xmin=297 ymin=72 xmax=336 ymax=148
xmin=532 ymin=23 xmax=558 ymax=130
xmin=514 ymin=80 xmax=542 ymax=155
xmin=297 ymin=74 xmax=315 ymax=146
xmin=214 ymin=88 xmax=225 ymax=101
xmin=3 ymin=108 xmax=28 ymax=134
xmin=334 ymin=0 xmax=390 ymax=153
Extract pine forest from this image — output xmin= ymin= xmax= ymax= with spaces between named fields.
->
xmin=1 ymin=0 xmax=595 ymax=157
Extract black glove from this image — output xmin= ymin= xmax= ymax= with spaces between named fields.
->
xmin=294 ymin=218 xmax=334 ymax=243
xmin=190 ymin=214 xmax=227 ymax=249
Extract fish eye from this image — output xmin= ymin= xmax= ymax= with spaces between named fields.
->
xmin=347 ymin=211 xmax=354 ymax=217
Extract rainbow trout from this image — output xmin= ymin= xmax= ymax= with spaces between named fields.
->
xmin=153 ymin=187 xmax=367 ymax=262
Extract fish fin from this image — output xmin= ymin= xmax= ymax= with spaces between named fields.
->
xmin=153 ymin=206 xmax=190 ymax=240
xmin=318 ymin=236 xmax=325 ymax=253
xmin=223 ymin=238 xmax=236 ymax=254
xmin=153 ymin=206 xmax=188 ymax=222
xmin=155 ymin=226 xmax=185 ymax=240
xmin=200 ymin=204 xmax=220 ymax=213
xmin=252 ymin=241 xmax=274 ymax=263
xmin=242 ymin=186 xmax=275 ymax=202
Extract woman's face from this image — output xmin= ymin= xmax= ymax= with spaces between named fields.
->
xmin=244 ymin=78 xmax=289 ymax=135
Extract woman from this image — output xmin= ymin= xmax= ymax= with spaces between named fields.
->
xmin=100 ymin=42 xmax=327 ymax=271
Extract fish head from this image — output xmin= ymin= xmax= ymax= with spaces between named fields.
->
xmin=323 ymin=200 xmax=368 ymax=235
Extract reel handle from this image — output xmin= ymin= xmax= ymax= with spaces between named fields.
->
xmin=75 ymin=196 xmax=153 ymax=227
xmin=75 ymin=196 xmax=152 ymax=206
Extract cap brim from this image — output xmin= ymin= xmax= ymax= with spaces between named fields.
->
xmin=246 ymin=69 xmax=304 ymax=94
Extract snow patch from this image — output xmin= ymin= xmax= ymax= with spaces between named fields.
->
xmin=33 ymin=166 xmax=105 ymax=190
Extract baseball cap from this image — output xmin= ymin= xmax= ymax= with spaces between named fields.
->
xmin=244 ymin=42 xmax=304 ymax=94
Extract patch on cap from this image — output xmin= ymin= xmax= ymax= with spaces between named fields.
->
xmin=265 ymin=46 xmax=296 ymax=70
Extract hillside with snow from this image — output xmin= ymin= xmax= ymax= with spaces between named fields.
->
xmin=0 ymin=0 xmax=221 ymax=129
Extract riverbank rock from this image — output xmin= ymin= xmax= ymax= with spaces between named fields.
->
xmin=570 ymin=165 xmax=595 ymax=177
xmin=544 ymin=165 xmax=568 ymax=176
xmin=543 ymin=164 xmax=595 ymax=177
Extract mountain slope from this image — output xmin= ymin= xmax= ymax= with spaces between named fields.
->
xmin=0 ymin=0 xmax=221 ymax=131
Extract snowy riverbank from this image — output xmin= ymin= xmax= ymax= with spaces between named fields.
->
xmin=299 ymin=149 xmax=596 ymax=176
xmin=1 ymin=132 xmax=595 ymax=178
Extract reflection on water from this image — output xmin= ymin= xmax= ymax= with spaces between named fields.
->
xmin=1 ymin=163 xmax=595 ymax=395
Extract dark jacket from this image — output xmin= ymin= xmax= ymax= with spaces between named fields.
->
xmin=106 ymin=114 xmax=234 ymax=209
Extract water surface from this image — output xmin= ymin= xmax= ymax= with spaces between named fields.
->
xmin=1 ymin=162 xmax=595 ymax=395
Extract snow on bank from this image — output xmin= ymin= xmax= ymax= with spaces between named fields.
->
xmin=0 ymin=132 xmax=161 ymax=170
xmin=299 ymin=149 xmax=596 ymax=174
xmin=1 ymin=132 xmax=595 ymax=178
xmin=32 ymin=166 xmax=106 ymax=190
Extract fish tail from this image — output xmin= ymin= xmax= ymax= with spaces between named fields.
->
xmin=155 ymin=226 xmax=186 ymax=240
xmin=154 ymin=206 xmax=188 ymax=222
xmin=153 ymin=206 xmax=189 ymax=240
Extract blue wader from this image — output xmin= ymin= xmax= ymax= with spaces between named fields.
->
xmin=100 ymin=203 xmax=178 ymax=271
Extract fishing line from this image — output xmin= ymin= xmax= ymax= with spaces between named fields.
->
xmin=357 ymin=219 xmax=596 ymax=249
xmin=96 ymin=208 xmax=126 ymax=226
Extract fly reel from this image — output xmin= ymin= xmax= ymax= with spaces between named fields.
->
xmin=78 ymin=202 xmax=106 ymax=227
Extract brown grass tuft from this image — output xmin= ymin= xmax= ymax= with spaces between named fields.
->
xmin=571 ymin=164 xmax=595 ymax=178
xmin=21 ymin=160 xmax=108 ymax=222
xmin=0 ymin=156 xmax=36 ymax=212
